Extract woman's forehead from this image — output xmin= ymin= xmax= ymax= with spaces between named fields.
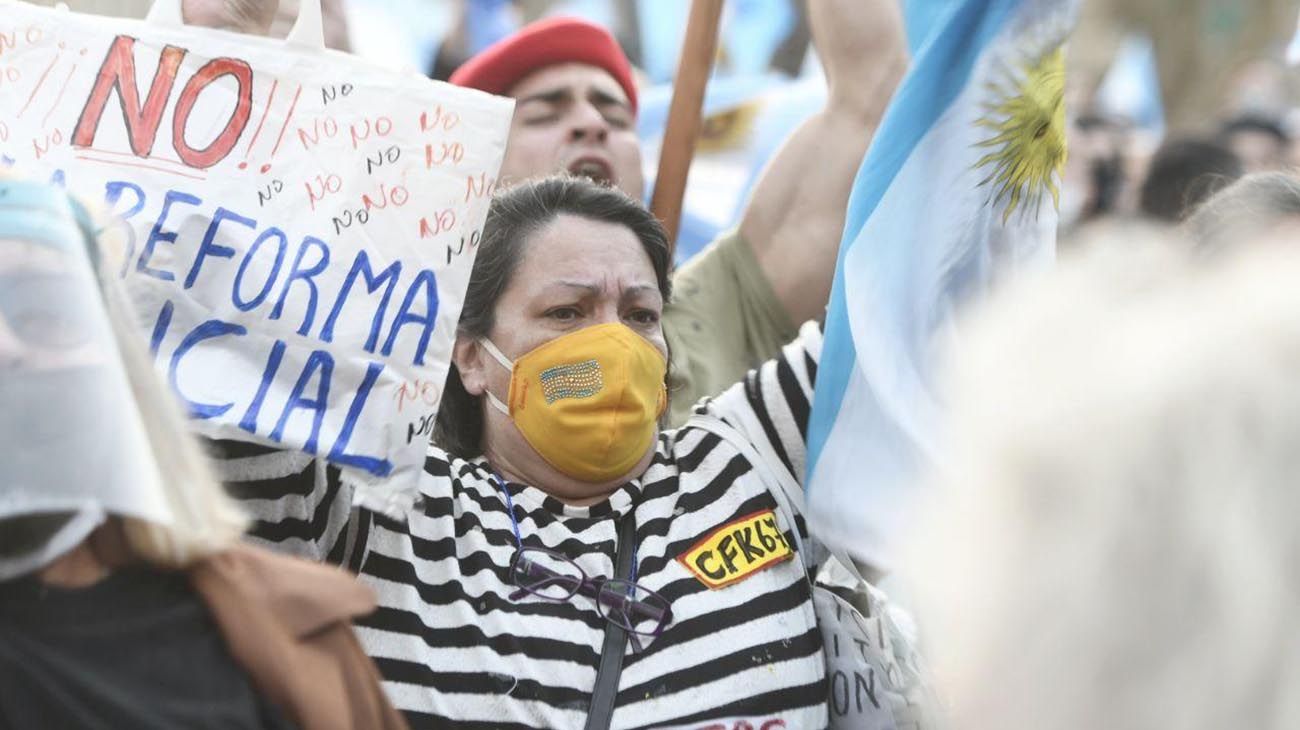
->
xmin=513 ymin=214 xmax=657 ymax=292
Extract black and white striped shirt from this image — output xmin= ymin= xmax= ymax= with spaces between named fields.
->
xmin=214 ymin=323 xmax=826 ymax=729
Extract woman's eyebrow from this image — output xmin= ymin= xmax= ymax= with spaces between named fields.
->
xmin=547 ymin=280 xmax=603 ymax=296
xmin=619 ymin=284 xmax=658 ymax=295
xmin=544 ymin=281 xmax=659 ymax=299
xmin=620 ymin=284 xmax=662 ymax=305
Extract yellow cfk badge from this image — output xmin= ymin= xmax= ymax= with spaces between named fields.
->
xmin=677 ymin=509 xmax=794 ymax=589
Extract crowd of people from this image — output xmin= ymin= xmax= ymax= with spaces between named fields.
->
xmin=4 ymin=0 xmax=1300 ymax=728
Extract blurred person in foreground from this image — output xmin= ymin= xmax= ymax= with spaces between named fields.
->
xmin=0 ymin=177 xmax=406 ymax=730
xmin=448 ymin=1 xmax=907 ymax=425
xmin=1185 ymin=171 xmax=1300 ymax=251
xmin=906 ymin=235 xmax=1300 ymax=730
xmin=1138 ymin=136 xmax=1242 ymax=223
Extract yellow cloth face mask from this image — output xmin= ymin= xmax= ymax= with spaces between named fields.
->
xmin=482 ymin=323 xmax=668 ymax=483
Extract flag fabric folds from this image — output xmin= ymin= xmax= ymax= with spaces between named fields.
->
xmin=805 ymin=0 xmax=1079 ymax=568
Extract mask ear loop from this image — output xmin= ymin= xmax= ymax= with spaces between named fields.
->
xmin=479 ymin=338 xmax=515 ymax=416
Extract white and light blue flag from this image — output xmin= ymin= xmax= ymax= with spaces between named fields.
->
xmin=805 ymin=0 xmax=1078 ymax=568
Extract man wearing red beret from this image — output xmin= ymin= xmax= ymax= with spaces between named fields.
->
xmin=451 ymin=0 xmax=907 ymax=425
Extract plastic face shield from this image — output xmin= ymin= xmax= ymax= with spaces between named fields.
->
xmin=0 ymin=180 xmax=171 ymax=579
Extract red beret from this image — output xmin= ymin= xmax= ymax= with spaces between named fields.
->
xmin=450 ymin=17 xmax=638 ymax=114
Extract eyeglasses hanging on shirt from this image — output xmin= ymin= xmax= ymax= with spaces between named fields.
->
xmin=492 ymin=474 xmax=673 ymax=652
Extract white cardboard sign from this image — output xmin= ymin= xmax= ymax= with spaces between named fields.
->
xmin=0 ymin=0 xmax=514 ymax=505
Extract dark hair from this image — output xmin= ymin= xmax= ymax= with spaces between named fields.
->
xmin=432 ymin=176 xmax=672 ymax=458
xmin=1219 ymin=114 xmax=1291 ymax=147
xmin=1139 ymin=137 xmax=1243 ymax=223
xmin=1185 ymin=172 xmax=1300 ymax=251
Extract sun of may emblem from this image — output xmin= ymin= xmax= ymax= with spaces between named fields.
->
xmin=974 ymin=46 xmax=1067 ymax=223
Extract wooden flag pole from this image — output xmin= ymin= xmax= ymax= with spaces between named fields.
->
xmin=650 ymin=0 xmax=725 ymax=258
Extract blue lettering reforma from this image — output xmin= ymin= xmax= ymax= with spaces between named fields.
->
xmin=138 ymin=189 xmax=202 ymax=282
xmin=185 ymin=206 xmax=256 ymax=289
xmin=269 ymin=236 xmax=330 ymax=335
xmin=103 ymin=181 xmax=146 ymax=279
xmin=381 ymin=268 xmax=438 ymax=366
xmin=232 ymin=227 xmax=288 ymax=312
xmin=320 ymin=249 xmax=402 ymax=352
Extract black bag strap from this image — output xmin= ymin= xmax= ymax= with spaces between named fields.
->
xmin=583 ymin=512 xmax=637 ymax=730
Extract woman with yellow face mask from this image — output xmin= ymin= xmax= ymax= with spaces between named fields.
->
xmin=213 ymin=177 xmax=830 ymax=729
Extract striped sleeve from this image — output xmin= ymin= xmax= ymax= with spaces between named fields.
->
xmin=204 ymin=438 xmax=357 ymax=566
xmin=701 ymin=320 xmax=822 ymax=487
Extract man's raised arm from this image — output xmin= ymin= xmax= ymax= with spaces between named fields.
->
xmin=739 ymin=0 xmax=907 ymax=325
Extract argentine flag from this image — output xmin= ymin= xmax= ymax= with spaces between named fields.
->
xmin=805 ymin=0 xmax=1078 ymax=568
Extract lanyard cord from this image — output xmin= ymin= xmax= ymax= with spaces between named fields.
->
xmin=491 ymin=470 xmax=636 ymax=729
xmin=491 ymin=472 xmax=639 ymax=583
xmin=494 ymin=472 xmax=525 ymax=547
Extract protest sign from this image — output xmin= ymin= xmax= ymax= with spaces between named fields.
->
xmin=0 ymin=0 xmax=514 ymax=508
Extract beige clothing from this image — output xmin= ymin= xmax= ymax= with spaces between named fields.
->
xmin=664 ymin=229 xmax=798 ymax=426
xmin=191 ymin=545 xmax=409 ymax=730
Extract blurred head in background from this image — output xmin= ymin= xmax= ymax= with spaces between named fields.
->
xmin=908 ymin=235 xmax=1300 ymax=730
xmin=1139 ymin=137 xmax=1242 ymax=223
xmin=1060 ymin=113 xmax=1128 ymax=228
xmin=1219 ymin=114 xmax=1292 ymax=174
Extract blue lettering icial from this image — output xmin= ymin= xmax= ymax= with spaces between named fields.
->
xmin=239 ymin=339 xmax=286 ymax=434
xmin=168 ymin=318 xmax=248 ymax=419
xmin=327 ymin=361 xmax=392 ymax=476
xmin=271 ymin=349 xmax=333 ymax=454
xmin=232 ymin=341 xmax=393 ymax=477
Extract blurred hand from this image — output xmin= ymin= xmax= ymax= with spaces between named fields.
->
xmin=182 ymin=0 xmax=279 ymax=36
xmin=808 ymin=0 xmax=907 ymax=114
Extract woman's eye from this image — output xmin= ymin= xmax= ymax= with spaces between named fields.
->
xmin=626 ymin=309 xmax=660 ymax=325
xmin=523 ymin=114 xmax=559 ymax=126
xmin=546 ymin=307 xmax=580 ymax=322
xmin=603 ymin=113 xmax=631 ymax=130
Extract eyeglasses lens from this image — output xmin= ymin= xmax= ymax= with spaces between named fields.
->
xmin=512 ymin=549 xmax=583 ymax=600
xmin=597 ymin=580 xmax=670 ymax=636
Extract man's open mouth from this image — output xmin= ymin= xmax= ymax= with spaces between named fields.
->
xmin=567 ymin=158 xmax=614 ymax=185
